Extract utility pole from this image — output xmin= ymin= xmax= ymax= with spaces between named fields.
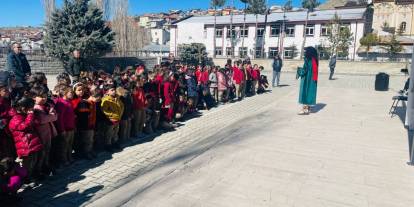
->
xmin=407 ymin=46 xmax=414 ymax=164
xmin=230 ymin=0 xmax=235 ymax=58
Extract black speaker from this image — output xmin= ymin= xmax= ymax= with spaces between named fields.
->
xmin=375 ymin=72 xmax=389 ymax=91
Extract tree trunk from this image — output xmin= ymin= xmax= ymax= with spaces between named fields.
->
xmin=300 ymin=10 xmax=310 ymax=59
xmin=241 ymin=3 xmax=247 ymax=58
xmin=213 ymin=6 xmax=217 ymax=58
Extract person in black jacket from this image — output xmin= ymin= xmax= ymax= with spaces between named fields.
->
xmin=67 ymin=50 xmax=86 ymax=83
xmin=6 ymin=43 xmax=31 ymax=84
xmin=329 ymin=54 xmax=337 ymax=80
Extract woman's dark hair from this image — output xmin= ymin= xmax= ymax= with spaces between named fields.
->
xmin=305 ymin=46 xmax=319 ymax=66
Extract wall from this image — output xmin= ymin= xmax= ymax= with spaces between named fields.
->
xmin=0 ymin=55 xmax=158 ymax=74
xmin=212 ymin=58 xmax=409 ymax=75
xmin=172 ymin=20 xmax=366 ymax=61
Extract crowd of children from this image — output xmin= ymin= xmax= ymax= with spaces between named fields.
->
xmin=0 ymin=58 xmax=269 ymax=201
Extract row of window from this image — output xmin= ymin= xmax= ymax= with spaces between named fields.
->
xmin=214 ymin=47 xmax=295 ymax=59
xmin=213 ymin=24 xmax=351 ymax=38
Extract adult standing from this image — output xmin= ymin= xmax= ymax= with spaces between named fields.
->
xmin=272 ymin=55 xmax=283 ymax=87
xmin=329 ymin=54 xmax=337 ymax=80
xmin=7 ymin=42 xmax=31 ymax=84
xmin=298 ymin=47 xmax=319 ymax=115
xmin=67 ymin=50 xmax=86 ymax=83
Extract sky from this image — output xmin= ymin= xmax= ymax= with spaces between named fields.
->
xmin=0 ymin=0 xmax=326 ymax=27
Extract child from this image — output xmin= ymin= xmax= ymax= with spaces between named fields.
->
xmin=0 ymin=157 xmax=27 ymax=196
xmin=209 ymin=67 xmax=218 ymax=102
xmin=54 ymin=85 xmax=76 ymax=166
xmin=84 ymin=87 xmax=101 ymax=158
xmin=101 ymin=84 xmax=124 ymax=151
xmin=0 ymin=82 xmax=15 ymax=160
xmin=32 ymin=86 xmax=57 ymax=176
xmin=117 ymin=86 xmax=133 ymax=143
xmin=9 ymin=97 xmax=43 ymax=179
xmin=132 ymin=77 xmax=147 ymax=138
xmin=251 ymin=64 xmax=261 ymax=95
xmin=71 ymin=83 xmax=94 ymax=159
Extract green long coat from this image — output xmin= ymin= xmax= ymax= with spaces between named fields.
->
xmin=299 ymin=58 xmax=318 ymax=105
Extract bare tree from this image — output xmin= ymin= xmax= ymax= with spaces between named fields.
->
xmin=94 ymin=0 xmax=111 ymax=20
xmin=94 ymin=0 xmax=151 ymax=56
xmin=41 ymin=0 xmax=55 ymax=23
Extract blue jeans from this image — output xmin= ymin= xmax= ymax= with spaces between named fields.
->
xmin=272 ymin=71 xmax=281 ymax=86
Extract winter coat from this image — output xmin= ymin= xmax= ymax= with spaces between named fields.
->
xmin=72 ymin=98 xmax=91 ymax=131
xmin=7 ymin=52 xmax=31 ymax=83
xmin=186 ymin=75 xmax=198 ymax=97
xmin=54 ymin=98 xmax=76 ymax=133
xmin=101 ymin=95 xmax=124 ymax=122
xmin=209 ymin=72 xmax=218 ymax=88
xmin=8 ymin=111 xmax=43 ymax=158
xmin=121 ymin=94 xmax=133 ymax=120
xmin=163 ymin=81 xmax=175 ymax=106
xmin=217 ymin=71 xmax=228 ymax=91
xmin=66 ymin=57 xmax=85 ymax=77
xmin=273 ymin=59 xmax=283 ymax=72
xmin=329 ymin=56 xmax=337 ymax=69
xmin=33 ymin=104 xmax=58 ymax=143
xmin=251 ymin=69 xmax=260 ymax=81
xmin=132 ymin=87 xmax=147 ymax=110
xmin=232 ymin=67 xmax=244 ymax=84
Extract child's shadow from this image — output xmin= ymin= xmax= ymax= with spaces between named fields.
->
xmin=311 ymin=103 xmax=327 ymax=113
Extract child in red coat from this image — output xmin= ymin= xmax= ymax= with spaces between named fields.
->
xmin=9 ymin=97 xmax=43 ymax=179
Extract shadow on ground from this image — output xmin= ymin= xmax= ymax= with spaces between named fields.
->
xmin=311 ymin=103 xmax=327 ymax=113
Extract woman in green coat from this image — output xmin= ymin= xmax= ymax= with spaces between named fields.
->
xmin=298 ymin=47 xmax=319 ymax=115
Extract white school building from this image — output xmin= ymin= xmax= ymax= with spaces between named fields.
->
xmin=170 ymin=8 xmax=371 ymax=60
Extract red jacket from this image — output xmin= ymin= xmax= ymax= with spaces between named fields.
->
xmin=132 ymin=87 xmax=147 ymax=110
xmin=8 ymin=111 xmax=43 ymax=157
xmin=251 ymin=69 xmax=260 ymax=81
xmin=232 ymin=66 xmax=244 ymax=84
xmin=54 ymin=98 xmax=76 ymax=133
xmin=163 ymin=81 xmax=175 ymax=106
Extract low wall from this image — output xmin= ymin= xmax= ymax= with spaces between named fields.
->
xmin=0 ymin=55 xmax=158 ymax=75
xmin=212 ymin=58 xmax=409 ymax=76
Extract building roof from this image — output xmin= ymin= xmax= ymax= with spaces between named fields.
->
xmin=142 ymin=43 xmax=170 ymax=52
xmin=174 ymin=8 xmax=367 ymax=25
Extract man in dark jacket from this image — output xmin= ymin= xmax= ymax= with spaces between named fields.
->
xmin=272 ymin=55 xmax=282 ymax=87
xmin=67 ymin=50 xmax=85 ymax=83
xmin=329 ymin=54 xmax=337 ymax=80
xmin=6 ymin=43 xmax=31 ymax=84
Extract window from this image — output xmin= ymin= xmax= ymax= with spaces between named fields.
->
xmin=257 ymin=27 xmax=265 ymax=38
xmin=320 ymin=24 xmax=329 ymax=36
xmin=216 ymin=28 xmax=223 ymax=38
xmin=271 ymin=25 xmax=280 ymax=37
xmin=215 ymin=47 xmax=223 ymax=56
xmin=401 ymin=22 xmax=407 ymax=32
xmin=285 ymin=25 xmax=295 ymax=37
xmin=226 ymin=47 xmax=234 ymax=56
xmin=239 ymin=47 xmax=248 ymax=58
xmin=268 ymin=47 xmax=279 ymax=58
xmin=284 ymin=47 xmax=294 ymax=59
xmin=240 ymin=27 xmax=249 ymax=37
xmin=255 ymin=47 xmax=263 ymax=58
xmin=227 ymin=26 xmax=236 ymax=38
xmin=305 ymin=24 xmax=315 ymax=36
xmin=340 ymin=24 xmax=350 ymax=32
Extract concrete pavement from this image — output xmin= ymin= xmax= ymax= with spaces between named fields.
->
xmin=20 ymin=73 xmax=411 ymax=207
